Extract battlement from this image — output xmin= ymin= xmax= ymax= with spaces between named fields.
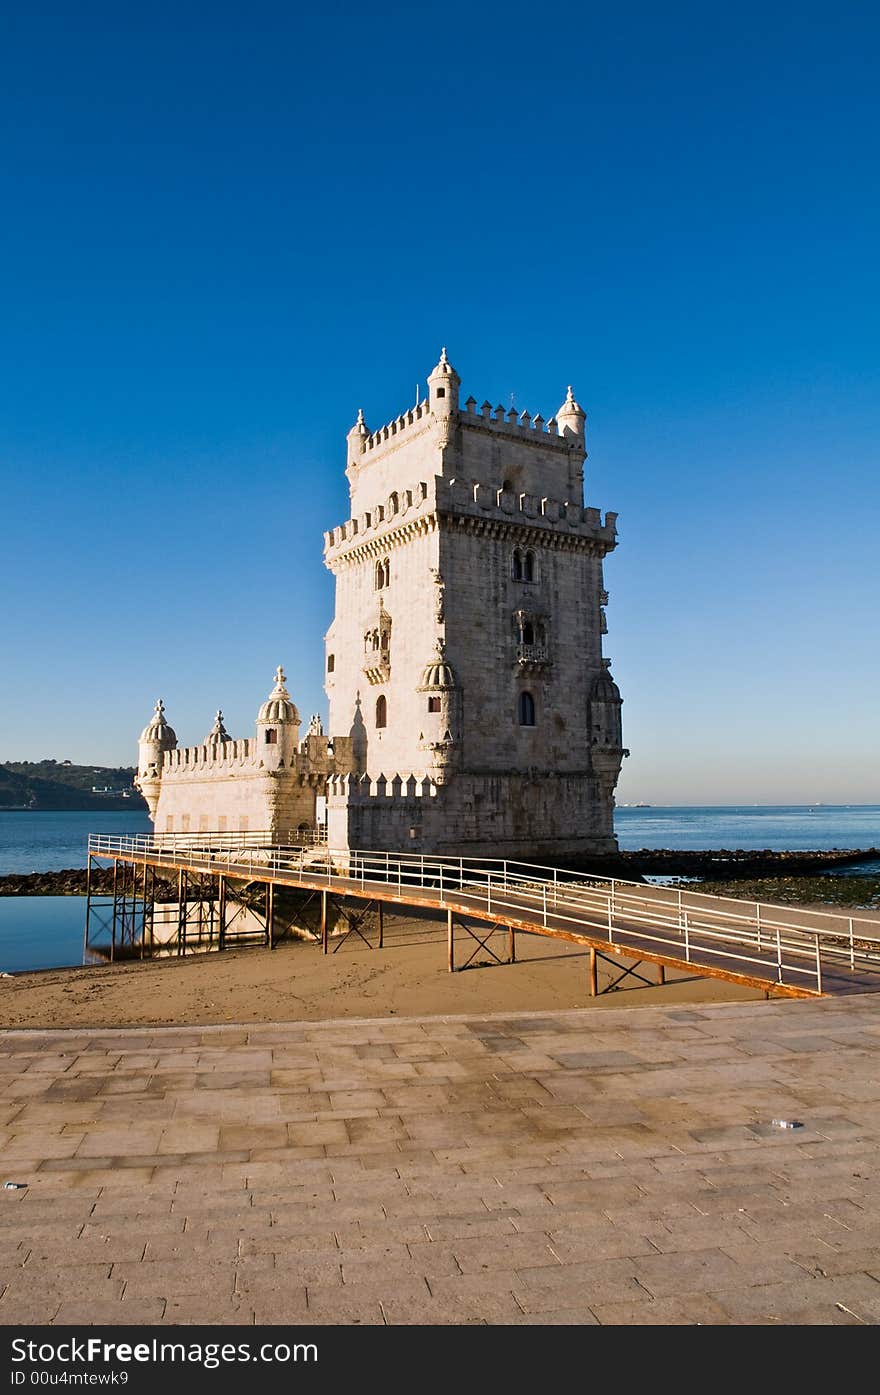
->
xmin=162 ymin=738 xmax=254 ymax=772
xmin=324 ymin=475 xmax=617 ymax=562
xmin=439 ymin=478 xmax=617 ymax=544
xmin=324 ymin=482 xmax=432 ymax=556
xmin=360 ymin=399 xmax=433 ymax=458
xmin=459 ymin=397 xmax=577 ymax=449
xmin=326 ymin=772 xmax=438 ymax=802
xmin=349 ymin=394 xmax=580 ymax=467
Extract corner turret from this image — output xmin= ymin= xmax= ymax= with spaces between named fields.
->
xmin=346 ymin=407 xmax=369 ymax=473
xmin=589 ymin=665 xmax=627 ymax=796
xmin=427 ymin=347 xmax=460 ymax=418
xmin=557 ymin=385 xmax=586 ymax=442
xmin=136 ymin=699 xmax=177 ymax=820
xmin=255 ymin=665 xmax=301 ymax=769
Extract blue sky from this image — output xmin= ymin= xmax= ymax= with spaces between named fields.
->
xmin=1 ymin=2 xmax=877 ymax=803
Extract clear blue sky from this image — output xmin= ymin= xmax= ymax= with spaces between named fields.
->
xmin=1 ymin=2 xmax=877 ymax=804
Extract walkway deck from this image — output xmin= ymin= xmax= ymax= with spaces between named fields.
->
xmin=86 ymin=837 xmax=880 ymax=999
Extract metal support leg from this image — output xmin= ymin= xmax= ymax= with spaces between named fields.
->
xmin=83 ymin=855 xmax=93 ymax=961
xmin=448 ymin=907 xmax=454 ymax=973
xmin=589 ymin=946 xmax=598 ymax=997
xmin=177 ymin=869 xmax=185 ymax=955
xmin=657 ymin=963 xmax=666 ymax=985
xmin=267 ymin=880 xmax=275 ymax=950
xmin=509 ymin=927 xmax=516 ymax=964
xmin=111 ymin=860 xmax=118 ymax=963
xmin=378 ymin=902 xmax=384 ymax=950
xmin=218 ymin=875 xmax=226 ymax=952
xmin=321 ymin=890 xmax=328 ymax=954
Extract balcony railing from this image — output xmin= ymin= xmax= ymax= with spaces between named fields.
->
xmin=515 ymin=643 xmax=549 ymax=665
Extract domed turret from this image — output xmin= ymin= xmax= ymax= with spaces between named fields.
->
xmin=136 ymin=699 xmax=177 ymax=821
xmin=417 ymin=644 xmax=459 ymax=782
xmin=255 ymin=666 xmax=301 ymax=768
xmin=418 ymin=655 xmax=457 ymax=691
xmin=556 ymin=384 xmax=586 ymax=442
xmin=589 ymin=665 xmax=626 ymax=788
xmin=427 ymin=346 xmax=460 ymax=418
xmin=203 ymin=709 xmax=231 ymax=750
xmin=258 ymin=666 xmax=300 ymax=725
xmin=346 ymin=407 xmax=369 ymax=470
xmin=139 ymin=698 xmax=177 ymax=749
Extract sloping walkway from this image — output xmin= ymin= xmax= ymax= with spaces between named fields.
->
xmin=2 ymin=995 xmax=880 ymax=1325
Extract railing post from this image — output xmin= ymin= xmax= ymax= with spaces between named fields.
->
xmin=849 ymin=917 xmax=855 ymax=971
xmin=815 ymin=933 xmax=823 ymax=995
xmin=439 ymin=864 xmax=444 ymax=903
xmin=554 ymin=868 xmax=558 ymax=909
xmin=756 ymin=902 xmax=762 ymax=951
xmin=487 ymin=872 xmax=492 ymax=916
xmin=543 ymin=883 xmax=547 ymax=928
xmin=684 ymin=908 xmax=690 ymax=961
xmin=607 ymin=883 xmax=614 ymax=945
xmin=776 ymin=926 xmax=783 ymax=983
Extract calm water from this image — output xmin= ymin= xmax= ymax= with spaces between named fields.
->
xmin=0 ymin=810 xmax=153 ymax=876
xmin=0 ymin=897 xmax=88 ymax=973
xmin=0 ymin=807 xmax=878 ymax=973
xmin=614 ymin=805 xmax=880 ymax=854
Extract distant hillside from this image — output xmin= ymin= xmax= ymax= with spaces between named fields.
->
xmin=0 ymin=761 xmax=147 ymax=812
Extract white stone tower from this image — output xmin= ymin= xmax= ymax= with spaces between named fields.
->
xmin=323 ymin=350 xmax=626 ymax=858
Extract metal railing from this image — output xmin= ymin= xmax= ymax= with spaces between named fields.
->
xmin=87 ymin=834 xmax=880 ymax=995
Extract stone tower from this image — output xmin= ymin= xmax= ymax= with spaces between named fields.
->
xmin=323 ymin=350 xmax=626 ymax=858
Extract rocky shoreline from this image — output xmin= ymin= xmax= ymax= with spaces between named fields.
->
xmin=1 ymin=846 xmax=878 ymax=897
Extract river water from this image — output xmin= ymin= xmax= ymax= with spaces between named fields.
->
xmin=0 ymin=807 xmax=877 ymax=972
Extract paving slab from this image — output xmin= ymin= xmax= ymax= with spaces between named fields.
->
xmin=2 ymin=993 xmax=880 ymax=1324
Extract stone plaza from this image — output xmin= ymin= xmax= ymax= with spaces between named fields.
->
xmin=2 ymin=993 xmax=880 ymax=1325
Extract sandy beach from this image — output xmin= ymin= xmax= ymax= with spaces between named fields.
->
xmin=1 ymin=907 xmax=766 ymax=1030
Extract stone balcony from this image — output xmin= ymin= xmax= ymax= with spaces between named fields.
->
xmin=515 ymin=643 xmax=550 ymax=671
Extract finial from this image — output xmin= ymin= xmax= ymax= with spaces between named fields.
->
xmin=440 ymin=346 xmax=448 ymax=365
xmin=216 ymin=709 xmax=223 ymax=723
xmin=155 ymin=699 xmax=165 ymax=716
xmin=356 ymin=407 xmax=365 ymax=425
xmin=566 ymin=385 xmax=574 ymax=402
xmin=274 ymin=665 xmax=286 ymax=687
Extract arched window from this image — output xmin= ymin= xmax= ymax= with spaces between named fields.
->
xmin=427 ymin=696 xmax=441 ymax=713
xmin=518 ymin=692 xmax=536 ymax=727
xmin=512 ymin=549 xmax=523 ymax=581
xmin=522 ymin=621 xmax=535 ymax=646
xmin=375 ymin=695 xmax=387 ymax=728
xmin=524 ymin=550 xmax=536 ymax=582
xmin=375 ymin=558 xmax=390 ymax=590
xmin=326 ymin=654 xmax=335 ymax=673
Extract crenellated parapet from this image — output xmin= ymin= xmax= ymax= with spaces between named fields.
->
xmin=326 ymin=771 xmax=438 ymax=802
xmin=324 ymin=474 xmax=617 ymax=570
xmin=438 ymin=477 xmax=616 ymax=552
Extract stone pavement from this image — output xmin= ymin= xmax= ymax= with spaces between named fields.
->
xmin=2 ymin=994 xmax=880 ymax=1325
